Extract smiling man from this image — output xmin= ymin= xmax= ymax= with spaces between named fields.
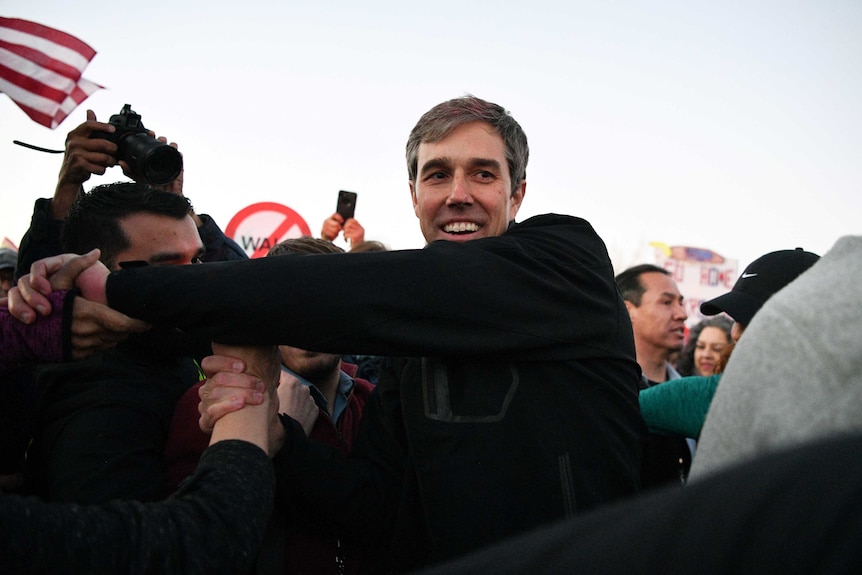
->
xmin=15 ymin=96 xmax=645 ymax=571
xmin=409 ymin=119 xmax=525 ymax=242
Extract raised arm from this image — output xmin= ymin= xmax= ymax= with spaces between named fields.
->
xmin=51 ymin=110 xmax=118 ymax=219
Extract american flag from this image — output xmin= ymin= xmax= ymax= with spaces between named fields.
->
xmin=0 ymin=17 xmax=102 ymax=129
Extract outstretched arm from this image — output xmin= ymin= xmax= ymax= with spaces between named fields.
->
xmin=0 ymin=420 xmax=277 ymax=575
xmin=104 ymin=216 xmax=627 ymax=360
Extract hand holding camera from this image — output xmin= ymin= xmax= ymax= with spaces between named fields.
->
xmin=59 ymin=106 xmax=182 ymax=188
xmin=89 ymin=104 xmax=183 ymax=186
xmin=51 ymin=106 xmax=184 ymax=219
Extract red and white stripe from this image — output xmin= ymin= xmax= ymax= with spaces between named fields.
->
xmin=0 ymin=17 xmax=102 ymax=129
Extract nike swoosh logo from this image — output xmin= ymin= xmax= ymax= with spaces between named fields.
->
xmin=741 ymin=272 xmax=758 ymax=278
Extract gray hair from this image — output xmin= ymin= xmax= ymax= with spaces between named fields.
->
xmin=406 ymin=95 xmax=528 ymax=196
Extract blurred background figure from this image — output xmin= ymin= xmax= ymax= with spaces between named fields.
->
xmin=675 ymin=316 xmax=733 ymax=377
xmin=349 ymin=240 xmax=387 ymax=253
xmin=615 ymin=263 xmax=692 ymax=489
xmin=0 ymin=247 xmax=17 ymax=297
xmin=639 ymin=247 xmax=821 ymax=443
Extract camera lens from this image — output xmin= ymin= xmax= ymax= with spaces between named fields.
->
xmin=143 ymin=145 xmax=183 ymax=185
xmin=120 ymin=133 xmax=183 ymax=185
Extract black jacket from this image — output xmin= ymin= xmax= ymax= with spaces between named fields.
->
xmin=106 ymin=214 xmax=646 ymax=570
xmin=27 ymin=331 xmax=202 ymax=503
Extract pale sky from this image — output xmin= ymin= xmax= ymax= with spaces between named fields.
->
xmin=2 ymin=1 xmax=860 ymax=271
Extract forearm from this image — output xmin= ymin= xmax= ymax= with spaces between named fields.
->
xmin=0 ymin=440 xmax=274 ymax=575
xmin=51 ymin=181 xmax=84 ymax=220
xmin=210 ymin=394 xmax=280 ymax=456
xmin=639 ymin=375 xmax=720 ymax=438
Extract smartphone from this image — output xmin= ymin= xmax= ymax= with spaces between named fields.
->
xmin=336 ymin=190 xmax=358 ymax=221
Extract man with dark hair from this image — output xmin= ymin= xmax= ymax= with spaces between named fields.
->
xmin=62 ymin=182 xmax=201 ymax=268
xmin=25 ymin=181 xmax=209 ymax=504
xmin=615 ymin=264 xmax=688 ymax=384
xmin=16 ymin=95 xmax=645 ymax=571
xmin=616 ymin=263 xmax=692 ymax=488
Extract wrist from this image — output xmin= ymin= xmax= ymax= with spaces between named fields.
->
xmin=210 ymin=394 xmax=276 ymax=456
xmin=51 ymin=183 xmax=84 ymax=219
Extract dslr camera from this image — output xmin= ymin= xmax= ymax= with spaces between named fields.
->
xmin=90 ymin=104 xmax=183 ymax=185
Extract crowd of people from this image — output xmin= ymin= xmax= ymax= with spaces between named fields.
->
xmin=1 ymin=95 xmax=861 ymax=574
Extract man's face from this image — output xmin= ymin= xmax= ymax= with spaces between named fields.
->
xmin=279 ymin=346 xmax=342 ymax=381
xmin=626 ymin=272 xmax=688 ymax=356
xmin=410 ymin=121 xmax=525 ymax=244
xmin=112 ymin=213 xmax=204 ymax=271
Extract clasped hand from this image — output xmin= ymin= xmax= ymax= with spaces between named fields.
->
xmin=6 ymin=250 xmax=149 ymax=359
xmin=199 ymin=350 xmax=319 ymax=443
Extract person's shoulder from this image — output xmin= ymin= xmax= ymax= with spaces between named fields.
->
xmin=507 ymin=213 xmax=607 ymax=252
xmin=509 ymin=214 xmax=600 ymax=238
xmin=352 ymin=375 xmax=375 ymax=398
xmin=513 ymin=213 xmax=593 ymax=230
xmin=829 ymin=235 xmax=862 ymax=255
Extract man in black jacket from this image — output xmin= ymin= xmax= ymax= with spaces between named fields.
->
xmin=14 ymin=96 xmax=646 ymax=571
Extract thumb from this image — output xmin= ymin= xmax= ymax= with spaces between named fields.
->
xmin=51 ymin=249 xmax=101 ymax=290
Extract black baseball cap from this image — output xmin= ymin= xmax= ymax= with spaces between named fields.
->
xmin=700 ymin=248 xmax=820 ymax=325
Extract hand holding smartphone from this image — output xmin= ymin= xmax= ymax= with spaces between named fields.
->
xmin=336 ymin=190 xmax=357 ymax=221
